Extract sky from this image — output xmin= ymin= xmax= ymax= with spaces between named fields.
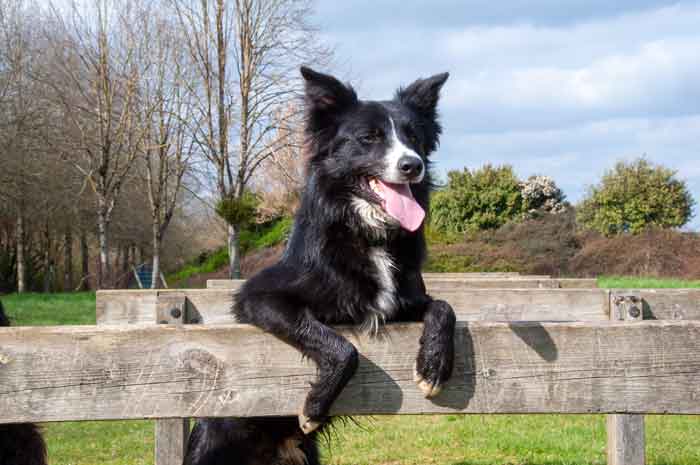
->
xmin=313 ymin=1 xmax=700 ymax=230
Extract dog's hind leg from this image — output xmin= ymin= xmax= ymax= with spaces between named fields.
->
xmin=184 ymin=417 xmax=320 ymax=465
xmin=236 ymin=295 xmax=359 ymax=435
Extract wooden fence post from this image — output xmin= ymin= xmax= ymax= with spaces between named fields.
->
xmin=607 ymin=293 xmax=645 ymax=465
xmin=155 ymin=292 xmax=190 ymax=465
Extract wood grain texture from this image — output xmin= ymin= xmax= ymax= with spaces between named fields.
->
xmin=608 ymin=291 xmax=646 ymax=465
xmin=206 ymin=278 xmax=598 ymax=290
xmin=0 ymin=321 xmax=699 ymax=423
xmin=97 ymin=289 xmax=612 ymax=325
xmin=607 ymin=414 xmax=645 ymax=465
xmin=153 ymin=293 xmax=189 ymax=465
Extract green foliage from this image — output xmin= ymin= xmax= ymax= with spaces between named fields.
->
xmin=215 ymin=192 xmax=260 ymax=227
xmin=577 ymin=158 xmax=695 ymax=235
xmin=239 ymin=216 xmax=293 ymax=253
xmin=430 ymin=165 xmax=523 ymax=233
xmin=167 ymin=216 xmax=293 ymax=285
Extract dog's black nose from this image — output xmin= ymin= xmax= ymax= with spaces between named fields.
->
xmin=398 ymin=156 xmax=424 ymax=178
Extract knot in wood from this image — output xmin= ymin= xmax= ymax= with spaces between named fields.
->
xmin=180 ymin=348 xmax=221 ymax=376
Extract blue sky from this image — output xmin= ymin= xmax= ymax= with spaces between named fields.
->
xmin=314 ymin=1 xmax=700 ymax=229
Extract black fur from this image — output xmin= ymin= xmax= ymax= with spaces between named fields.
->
xmin=0 ymin=300 xmax=48 ymax=465
xmin=185 ymin=67 xmax=454 ymax=465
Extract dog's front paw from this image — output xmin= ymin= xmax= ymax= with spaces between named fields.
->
xmin=414 ymin=300 xmax=455 ymax=398
xmin=298 ymin=413 xmax=324 ymax=435
xmin=413 ymin=361 xmax=444 ymax=397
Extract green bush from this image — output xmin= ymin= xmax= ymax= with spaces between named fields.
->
xmin=430 ymin=165 xmax=523 ymax=233
xmin=215 ymin=191 xmax=260 ymax=227
xmin=577 ymin=158 xmax=695 ymax=235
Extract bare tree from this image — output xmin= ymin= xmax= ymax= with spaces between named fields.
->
xmin=139 ymin=13 xmax=195 ymax=288
xmin=0 ymin=0 xmax=44 ymax=292
xmin=39 ymin=0 xmax=153 ymax=288
xmin=170 ymin=0 xmax=328 ymax=278
xmin=252 ymin=102 xmax=306 ymax=219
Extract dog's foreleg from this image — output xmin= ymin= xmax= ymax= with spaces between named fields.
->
xmin=239 ymin=297 xmax=359 ymax=436
xmin=410 ymin=299 xmax=456 ymax=398
xmin=293 ymin=313 xmax=359 ymax=434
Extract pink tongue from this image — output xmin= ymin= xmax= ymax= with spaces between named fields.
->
xmin=376 ymin=180 xmax=425 ymax=231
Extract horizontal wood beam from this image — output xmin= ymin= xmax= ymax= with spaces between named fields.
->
xmin=97 ymin=288 xmax=613 ymax=325
xmin=0 ymin=321 xmax=699 ymax=423
xmin=206 ymin=278 xmax=598 ymax=290
xmin=97 ymin=288 xmax=700 ymax=326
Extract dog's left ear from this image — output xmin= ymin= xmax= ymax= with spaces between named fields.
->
xmin=300 ymin=66 xmax=357 ymax=114
xmin=396 ymin=72 xmax=449 ymax=117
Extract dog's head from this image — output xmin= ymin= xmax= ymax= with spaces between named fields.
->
xmin=301 ymin=67 xmax=448 ymax=234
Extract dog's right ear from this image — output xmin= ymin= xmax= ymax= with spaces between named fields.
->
xmin=301 ymin=66 xmax=357 ymax=114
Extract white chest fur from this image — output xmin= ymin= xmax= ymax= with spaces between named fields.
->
xmin=365 ymin=247 xmax=398 ymax=333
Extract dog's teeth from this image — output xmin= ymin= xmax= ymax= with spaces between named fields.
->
xmin=368 ymin=178 xmax=382 ymax=194
xmin=298 ymin=414 xmax=322 ymax=435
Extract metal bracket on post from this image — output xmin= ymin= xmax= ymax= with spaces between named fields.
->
xmin=612 ymin=293 xmax=643 ymax=322
xmin=155 ymin=292 xmax=189 ymax=465
xmin=607 ymin=292 xmax=645 ymax=465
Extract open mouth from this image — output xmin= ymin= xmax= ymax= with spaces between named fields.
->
xmin=367 ymin=177 xmax=426 ymax=232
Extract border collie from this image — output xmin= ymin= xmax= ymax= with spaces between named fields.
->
xmin=0 ymin=300 xmax=48 ymax=465
xmin=185 ymin=67 xmax=456 ymax=465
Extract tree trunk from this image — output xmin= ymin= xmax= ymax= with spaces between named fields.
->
xmin=43 ymin=222 xmax=51 ymax=293
xmin=228 ymin=223 xmax=241 ymax=279
xmin=151 ymin=223 xmax=160 ymax=289
xmin=64 ymin=228 xmax=73 ymax=292
xmin=16 ymin=213 xmax=25 ymax=293
xmin=97 ymin=205 xmax=110 ymax=289
xmin=80 ymin=229 xmax=90 ymax=291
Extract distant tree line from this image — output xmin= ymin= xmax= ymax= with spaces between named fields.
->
xmin=0 ymin=0 xmax=328 ymax=292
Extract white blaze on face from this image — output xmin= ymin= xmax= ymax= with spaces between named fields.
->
xmin=383 ymin=117 xmax=424 ymax=184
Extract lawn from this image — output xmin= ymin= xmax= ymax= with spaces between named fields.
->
xmin=1 ymin=279 xmax=699 ymax=464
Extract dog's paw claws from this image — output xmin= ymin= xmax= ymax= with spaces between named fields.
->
xmin=298 ymin=414 xmax=322 ymax=435
xmin=413 ymin=362 xmax=442 ymax=398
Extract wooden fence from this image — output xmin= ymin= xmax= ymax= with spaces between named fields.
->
xmin=1 ymin=280 xmax=699 ymax=465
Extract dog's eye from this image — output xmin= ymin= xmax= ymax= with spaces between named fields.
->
xmin=404 ymin=126 xmax=418 ymax=146
xmin=359 ymin=130 xmax=382 ymax=145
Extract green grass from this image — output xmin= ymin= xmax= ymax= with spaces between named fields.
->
xmin=2 ymin=290 xmax=699 ymax=464
xmin=1 ymin=292 xmax=96 ymax=325
xmin=598 ymin=276 xmax=700 ymax=289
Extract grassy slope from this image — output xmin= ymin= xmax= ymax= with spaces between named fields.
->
xmin=167 ymin=217 xmax=292 ymax=286
xmin=2 ymin=278 xmax=699 ymax=464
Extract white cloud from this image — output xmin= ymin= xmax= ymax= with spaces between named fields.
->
xmin=317 ymin=1 xmax=700 ymax=229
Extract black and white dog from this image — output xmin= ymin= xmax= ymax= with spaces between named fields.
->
xmin=0 ymin=300 xmax=48 ymax=465
xmin=185 ymin=67 xmax=456 ymax=465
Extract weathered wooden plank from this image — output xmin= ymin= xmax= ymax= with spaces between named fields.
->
xmin=206 ymin=278 xmax=598 ymax=290
xmin=0 ymin=321 xmax=699 ymax=423
xmin=422 ymin=273 xmax=546 ymax=279
xmin=635 ymin=289 xmax=700 ymax=321
xmin=419 ymin=278 xmax=597 ymax=289
xmin=607 ymin=292 xmax=645 ymax=465
xmin=607 ymin=414 xmax=645 ymax=465
xmin=153 ymin=293 xmax=189 ymax=465
xmin=97 ymin=289 xmax=611 ymax=325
